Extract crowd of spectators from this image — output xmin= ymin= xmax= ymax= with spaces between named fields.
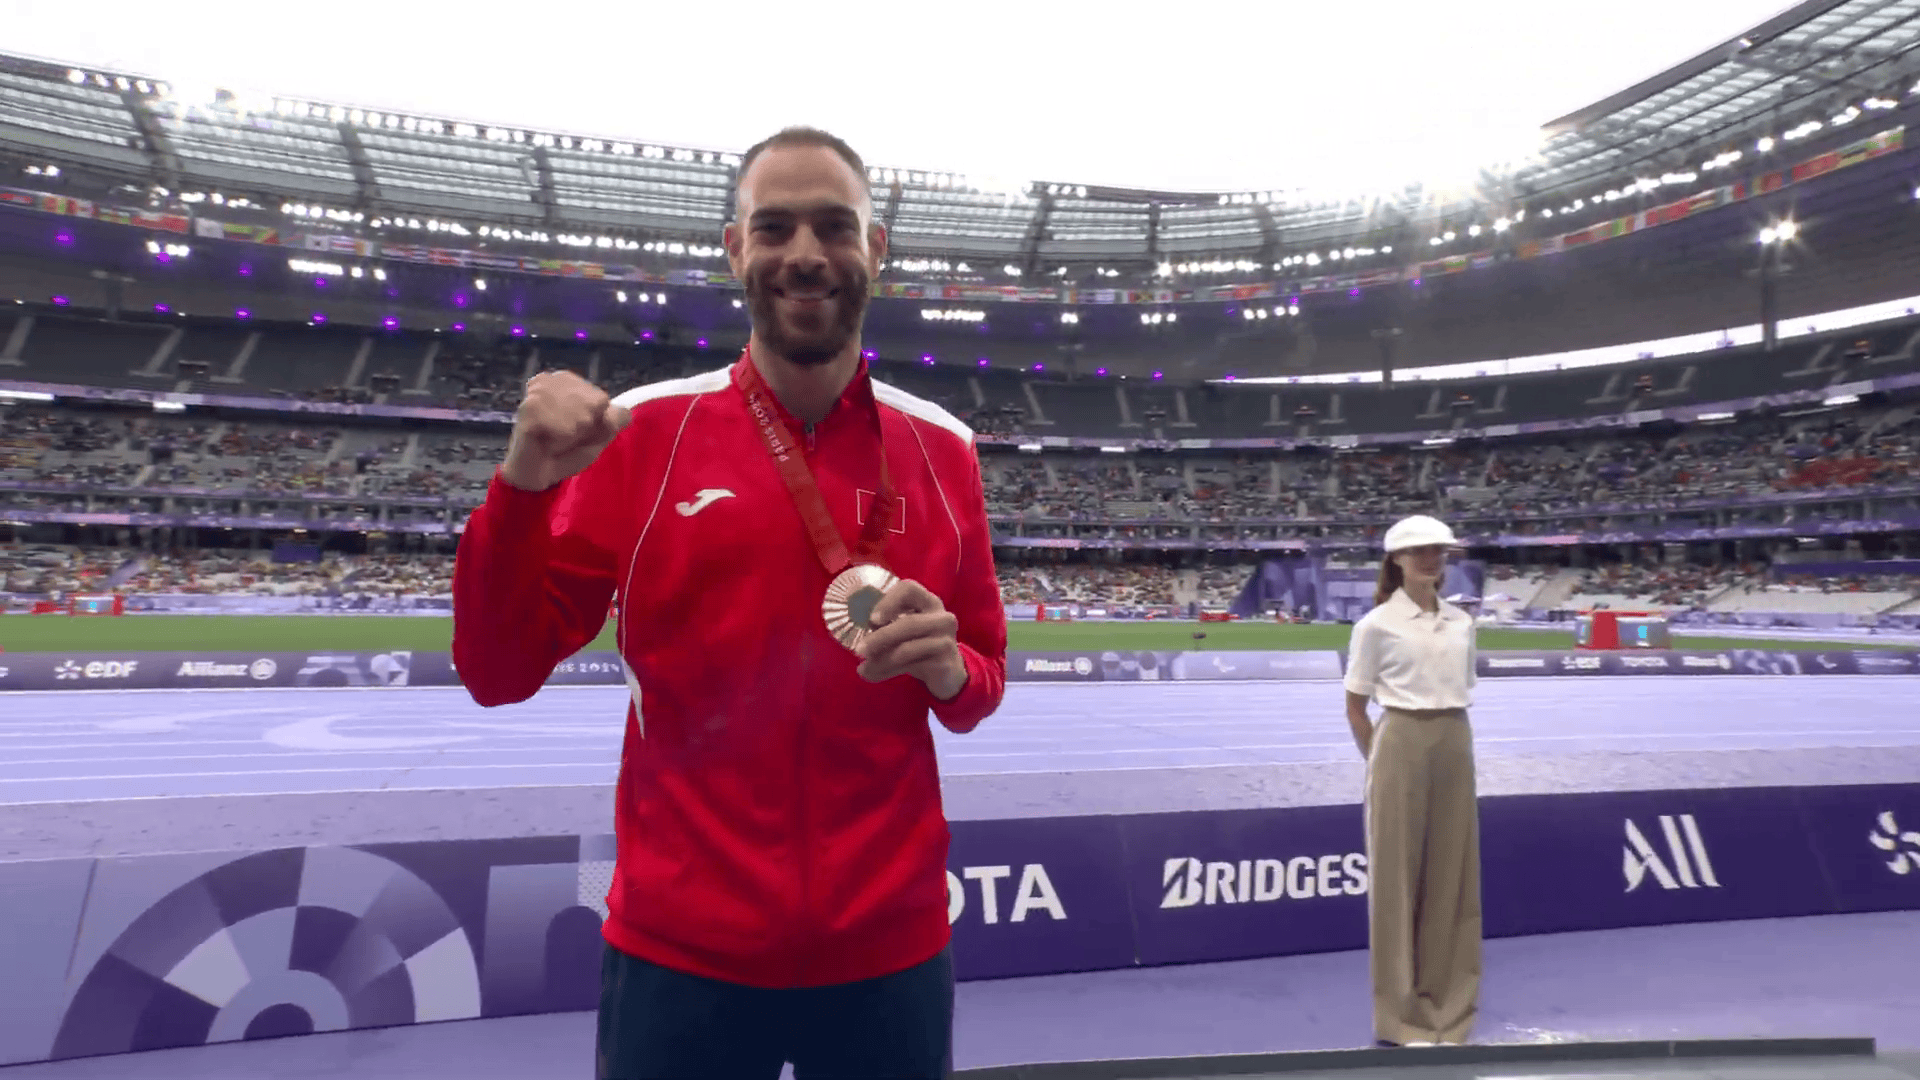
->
xmin=1467 ymin=410 xmax=1919 ymax=516
xmin=4 ymin=396 xmax=1918 ymax=529
xmin=1567 ymin=563 xmax=1749 ymax=608
xmin=0 ymin=546 xmax=459 ymax=597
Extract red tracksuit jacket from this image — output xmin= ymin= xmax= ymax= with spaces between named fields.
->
xmin=451 ymin=352 xmax=1008 ymax=988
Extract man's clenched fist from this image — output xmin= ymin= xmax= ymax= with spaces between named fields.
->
xmin=500 ymin=370 xmax=632 ymax=492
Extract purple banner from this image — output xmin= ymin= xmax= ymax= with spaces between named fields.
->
xmin=1124 ymin=804 xmax=1368 ymax=965
xmin=1009 ymin=650 xmax=1344 ymax=682
xmin=4 ymin=648 xmax=1917 ymax=692
xmin=1794 ymin=783 xmax=1920 ymax=914
xmin=0 ymin=777 xmax=1916 ymax=1065
xmin=0 ymin=649 xmax=421 ymax=690
xmin=1471 ymin=648 xmax=1920 ymax=678
xmin=947 ymin=817 xmax=1135 ymax=980
xmin=1478 ymin=789 xmax=1833 ymax=938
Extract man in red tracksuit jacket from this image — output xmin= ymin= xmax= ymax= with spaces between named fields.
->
xmin=452 ymin=126 xmax=1007 ymax=1079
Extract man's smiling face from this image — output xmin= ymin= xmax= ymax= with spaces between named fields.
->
xmin=725 ymin=142 xmax=886 ymax=368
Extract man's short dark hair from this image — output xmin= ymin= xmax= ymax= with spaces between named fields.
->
xmin=735 ymin=126 xmax=870 ymax=210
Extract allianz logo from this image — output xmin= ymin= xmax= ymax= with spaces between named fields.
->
xmin=1022 ymin=657 xmax=1095 ymax=676
xmin=1870 ymin=811 xmax=1920 ymax=876
xmin=946 ymin=863 xmax=1065 ymax=925
xmin=1486 ymin=657 xmax=1547 ymax=671
xmin=176 ymin=659 xmax=278 ymax=680
xmin=1624 ymin=814 xmax=1719 ymax=892
xmin=1161 ymin=853 xmax=1368 ymax=909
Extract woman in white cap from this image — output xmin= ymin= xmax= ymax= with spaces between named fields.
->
xmin=1342 ymin=514 xmax=1480 ymax=1048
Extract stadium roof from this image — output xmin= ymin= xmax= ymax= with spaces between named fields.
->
xmin=0 ymin=0 xmax=1915 ymax=278
xmin=1532 ymin=0 xmax=1920 ymax=202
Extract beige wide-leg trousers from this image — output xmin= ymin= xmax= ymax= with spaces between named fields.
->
xmin=1364 ymin=707 xmax=1481 ymax=1045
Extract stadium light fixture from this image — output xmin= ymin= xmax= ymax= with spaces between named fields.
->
xmin=234 ymin=309 xmax=249 ymax=319
xmin=1429 ymin=237 xmax=1443 ymax=247
xmin=1167 ymin=312 xmax=1177 ymax=323
xmin=51 ymin=296 xmax=69 ymax=306
xmin=475 ymin=278 xmax=487 ymax=291
xmin=1243 ymin=309 xmax=1255 ymax=321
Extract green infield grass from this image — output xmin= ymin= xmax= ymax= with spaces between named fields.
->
xmin=0 ymin=614 xmax=1900 ymax=656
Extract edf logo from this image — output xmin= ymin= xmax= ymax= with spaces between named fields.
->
xmin=55 ymin=659 xmax=140 ymax=681
xmin=946 ymin=864 xmax=1065 ymax=926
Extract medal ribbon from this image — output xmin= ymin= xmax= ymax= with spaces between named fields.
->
xmin=735 ymin=348 xmax=895 ymax=576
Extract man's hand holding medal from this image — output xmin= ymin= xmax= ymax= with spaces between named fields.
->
xmin=848 ymin=578 xmax=967 ymax=701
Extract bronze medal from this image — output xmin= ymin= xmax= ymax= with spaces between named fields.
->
xmin=822 ymin=564 xmax=898 ymax=652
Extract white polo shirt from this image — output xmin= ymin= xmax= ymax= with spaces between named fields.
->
xmin=1343 ymin=587 xmax=1477 ymax=711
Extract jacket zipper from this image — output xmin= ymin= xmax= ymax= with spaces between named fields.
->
xmin=795 ymin=420 xmax=816 ymax=984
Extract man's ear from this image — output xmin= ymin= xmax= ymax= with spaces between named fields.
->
xmin=723 ymin=221 xmax=743 ymax=280
xmin=868 ymin=221 xmax=888 ymax=279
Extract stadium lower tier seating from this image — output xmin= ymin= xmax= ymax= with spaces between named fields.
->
xmin=3 ymin=545 xmax=1916 ymax=621
xmin=3 ymin=399 xmax=1914 ymax=524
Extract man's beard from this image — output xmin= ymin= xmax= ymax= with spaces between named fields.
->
xmin=744 ymin=261 xmax=870 ymax=368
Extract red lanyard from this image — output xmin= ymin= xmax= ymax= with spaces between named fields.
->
xmin=735 ymin=349 xmax=896 ymax=575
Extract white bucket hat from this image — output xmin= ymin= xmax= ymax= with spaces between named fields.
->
xmin=1383 ymin=514 xmax=1458 ymax=553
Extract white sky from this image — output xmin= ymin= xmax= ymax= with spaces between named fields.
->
xmin=4 ymin=0 xmax=1798 ymax=195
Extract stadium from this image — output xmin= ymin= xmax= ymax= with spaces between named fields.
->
xmin=0 ymin=2 xmax=1919 ymax=1077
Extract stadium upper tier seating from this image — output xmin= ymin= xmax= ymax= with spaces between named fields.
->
xmin=2 ymin=308 xmax=1914 ymax=438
